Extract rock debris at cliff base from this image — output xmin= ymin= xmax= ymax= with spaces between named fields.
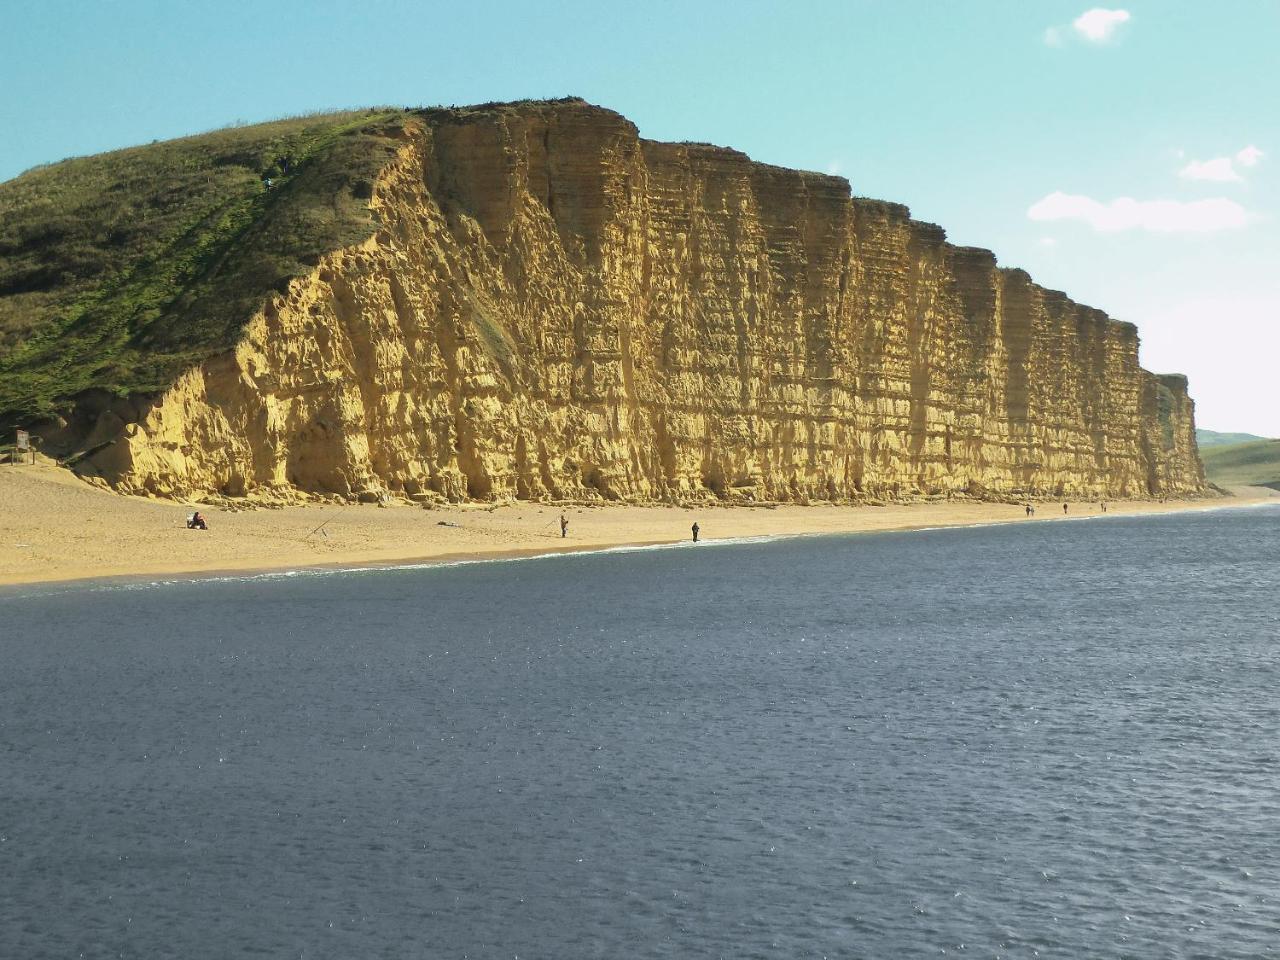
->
xmin=4 ymin=100 xmax=1205 ymax=501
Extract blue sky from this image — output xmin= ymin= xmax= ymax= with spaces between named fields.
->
xmin=3 ymin=0 xmax=1275 ymax=433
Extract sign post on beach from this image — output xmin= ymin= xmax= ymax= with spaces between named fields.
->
xmin=14 ymin=429 xmax=33 ymax=464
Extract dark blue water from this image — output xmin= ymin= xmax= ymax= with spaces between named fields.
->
xmin=3 ymin=507 xmax=1279 ymax=959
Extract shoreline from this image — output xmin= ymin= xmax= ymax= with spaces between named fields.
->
xmin=2 ymin=461 xmax=1275 ymax=589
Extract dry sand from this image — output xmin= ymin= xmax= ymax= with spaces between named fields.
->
xmin=1 ymin=456 xmax=1274 ymax=587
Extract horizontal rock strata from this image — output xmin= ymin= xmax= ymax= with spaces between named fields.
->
xmin=72 ymin=102 xmax=1206 ymax=501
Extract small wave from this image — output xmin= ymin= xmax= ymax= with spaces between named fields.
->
xmin=0 ymin=533 xmax=805 ymax=599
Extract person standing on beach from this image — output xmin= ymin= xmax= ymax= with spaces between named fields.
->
xmin=1063 ymin=502 xmax=1068 ymax=514
xmin=1025 ymin=504 xmax=1032 ymax=517
xmin=560 ymin=514 xmax=569 ymax=538
xmin=691 ymin=522 xmax=700 ymax=543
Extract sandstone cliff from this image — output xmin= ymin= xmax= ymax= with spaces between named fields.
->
xmin=17 ymin=101 xmax=1207 ymax=501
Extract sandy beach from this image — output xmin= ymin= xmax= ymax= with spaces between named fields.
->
xmin=0 ymin=457 xmax=1274 ymax=587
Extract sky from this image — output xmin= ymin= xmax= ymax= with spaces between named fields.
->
xmin=2 ymin=0 xmax=1276 ymax=433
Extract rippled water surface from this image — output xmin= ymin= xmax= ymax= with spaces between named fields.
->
xmin=3 ymin=506 xmax=1279 ymax=958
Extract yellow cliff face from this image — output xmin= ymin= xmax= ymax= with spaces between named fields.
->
xmin=75 ymin=102 xmax=1206 ymax=502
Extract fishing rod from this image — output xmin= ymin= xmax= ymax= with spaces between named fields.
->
xmin=305 ymin=504 xmax=346 ymax=539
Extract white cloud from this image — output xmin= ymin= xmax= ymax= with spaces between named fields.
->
xmin=1236 ymin=145 xmax=1264 ymax=167
xmin=1072 ymin=8 xmax=1131 ymax=42
xmin=1027 ymin=191 xmax=1253 ymax=233
xmin=1179 ymin=157 xmax=1243 ymax=182
xmin=1045 ymin=9 xmax=1130 ymax=47
xmin=1038 ymin=237 xmax=1058 ymax=247
xmin=1178 ymin=146 xmax=1265 ymax=182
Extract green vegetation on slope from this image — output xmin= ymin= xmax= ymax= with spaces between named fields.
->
xmin=1195 ymin=429 xmax=1271 ymax=448
xmin=1200 ymin=439 xmax=1280 ymax=489
xmin=0 ymin=109 xmax=409 ymax=430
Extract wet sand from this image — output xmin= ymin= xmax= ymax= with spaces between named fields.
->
xmin=0 ymin=458 xmax=1273 ymax=587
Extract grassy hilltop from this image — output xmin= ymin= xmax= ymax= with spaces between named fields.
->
xmin=0 ymin=109 xmax=409 ymax=430
xmin=1200 ymin=438 xmax=1280 ymax=490
xmin=1196 ymin=428 xmax=1270 ymax=448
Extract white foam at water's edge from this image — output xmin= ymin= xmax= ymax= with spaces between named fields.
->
xmin=0 ymin=533 xmax=801 ymax=599
xmin=4 ymin=500 xmax=1276 ymax=600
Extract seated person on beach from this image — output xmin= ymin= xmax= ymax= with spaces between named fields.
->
xmin=187 ymin=511 xmax=208 ymax=530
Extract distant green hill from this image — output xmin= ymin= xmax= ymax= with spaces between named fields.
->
xmin=0 ymin=109 xmax=408 ymax=429
xmin=1196 ymin=429 xmax=1272 ymax=447
xmin=1201 ymin=438 xmax=1280 ymax=490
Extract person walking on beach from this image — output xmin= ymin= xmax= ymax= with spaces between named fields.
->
xmin=1025 ymin=504 xmax=1032 ymax=518
xmin=691 ymin=521 xmax=700 ymax=543
xmin=1063 ymin=502 xmax=1068 ymax=514
xmin=560 ymin=513 xmax=569 ymax=538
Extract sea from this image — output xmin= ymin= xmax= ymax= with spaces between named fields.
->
xmin=2 ymin=505 xmax=1278 ymax=959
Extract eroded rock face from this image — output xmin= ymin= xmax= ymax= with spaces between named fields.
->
xmin=78 ymin=102 xmax=1206 ymax=501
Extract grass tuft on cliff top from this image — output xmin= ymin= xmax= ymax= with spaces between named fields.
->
xmin=0 ymin=108 xmax=410 ymax=431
